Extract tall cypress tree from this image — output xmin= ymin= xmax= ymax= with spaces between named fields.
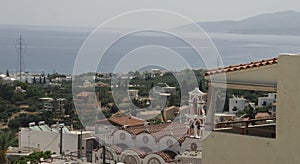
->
xmin=6 ymin=70 xmax=9 ymax=77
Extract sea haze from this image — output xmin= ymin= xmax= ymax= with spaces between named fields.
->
xmin=1 ymin=11 xmax=300 ymax=74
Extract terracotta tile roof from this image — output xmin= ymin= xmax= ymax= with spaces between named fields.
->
xmin=155 ymin=150 xmax=177 ymax=163
xmin=124 ymin=122 xmax=187 ymax=143
xmin=204 ymin=57 xmax=278 ymax=76
xmin=243 ymin=112 xmax=271 ymax=121
xmin=76 ymin=91 xmax=95 ymax=97
xmin=255 ymin=112 xmax=271 ymax=119
xmin=108 ymin=115 xmax=145 ymax=127
xmin=109 ymin=144 xmax=177 ymax=162
xmin=110 ymin=144 xmax=124 ymax=154
xmin=128 ymin=147 xmax=148 ymax=158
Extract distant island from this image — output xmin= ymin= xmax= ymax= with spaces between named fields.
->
xmin=175 ymin=10 xmax=300 ymax=36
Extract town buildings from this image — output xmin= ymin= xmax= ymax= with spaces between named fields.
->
xmin=92 ymin=87 xmax=205 ymax=164
xmin=19 ymin=121 xmax=97 ymax=162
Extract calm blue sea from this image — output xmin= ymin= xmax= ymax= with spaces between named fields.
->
xmin=1 ymin=25 xmax=300 ymax=74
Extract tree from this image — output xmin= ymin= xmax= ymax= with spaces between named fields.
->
xmin=248 ymin=105 xmax=256 ymax=119
xmin=8 ymin=119 xmax=21 ymax=129
xmin=33 ymin=77 xmax=36 ymax=84
xmin=0 ymin=130 xmax=17 ymax=163
xmin=110 ymin=104 xmax=119 ymax=114
xmin=6 ymin=70 xmax=9 ymax=77
xmin=11 ymin=151 xmax=52 ymax=164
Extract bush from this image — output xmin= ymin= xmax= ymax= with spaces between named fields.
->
xmin=8 ymin=119 xmax=21 ymax=129
xmin=25 ymin=105 xmax=39 ymax=112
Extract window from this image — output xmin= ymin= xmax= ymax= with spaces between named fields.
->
xmin=232 ymin=107 xmax=237 ymax=111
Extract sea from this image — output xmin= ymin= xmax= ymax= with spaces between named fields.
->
xmin=1 ymin=25 xmax=300 ymax=74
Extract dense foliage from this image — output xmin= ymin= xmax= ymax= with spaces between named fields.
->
xmin=10 ymin=151 xmax=52 ymax=164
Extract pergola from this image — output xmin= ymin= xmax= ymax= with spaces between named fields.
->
xmin=203 ymin=57 xmax=278 ymax=130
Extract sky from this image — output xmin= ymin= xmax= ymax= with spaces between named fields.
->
xmin=0 ymin=0 xmax=300 ymax=28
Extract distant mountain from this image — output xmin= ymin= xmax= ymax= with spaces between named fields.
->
xmin=176 ymin=11 xmax=300 ymax=35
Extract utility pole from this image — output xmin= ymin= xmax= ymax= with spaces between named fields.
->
xmin=15 ymin=34 xmax=26 ymax=82
xmin=103 ymin=141 xmax=106 ymax=164
xmin=60 ymin=126 xmax=63 ymax=158
xmin=79 ymin=129 xmax=82 ymax=159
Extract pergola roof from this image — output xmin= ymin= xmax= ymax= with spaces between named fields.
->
xmin=204 ymin=57 xmax=278 ymax=91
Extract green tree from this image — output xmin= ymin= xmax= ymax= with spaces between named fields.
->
xmin=33 ymin=76 xmax=36 ymax=84
xmin=6 ymin=70 xmax=9 ymax=77
xmin=110 ymin=104 xmax=119 ymax=114
xmin=11 ymin=151 xmax=52 ymax=164
xmin=0 ymin=130 xmax=17 ymax=163
xmin=8 ymin=119 xmax=21 ymax=129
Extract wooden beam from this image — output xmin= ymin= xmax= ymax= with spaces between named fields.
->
xmin=208 ymin=82 xmax=277 ymax=92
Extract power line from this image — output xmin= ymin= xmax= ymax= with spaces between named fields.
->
xmin=15 ymin=34 xmax=26 ymax=82
xmin=42 ymin=132 xmax=60 ymax=151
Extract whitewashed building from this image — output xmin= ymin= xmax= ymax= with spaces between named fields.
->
xmin=92 ymin=88 xmax=206 ymax=164
xmin=258 ymin=93 xmax=277 ymax=107
xmin=229 ymin=96 xmax=251 ymax=113
xmin=19 ymin=121 xmax=96 ymax=162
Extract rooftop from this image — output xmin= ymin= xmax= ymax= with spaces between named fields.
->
xmin=123 ymin=122 xmax=187 ymax=143
xmin=108 ymin=115 xmax=145 ymax=127
xmin=204 ymin=57 xmax=278 ymax=76
xmin=76 ymin=91 xmax=95 ymax=97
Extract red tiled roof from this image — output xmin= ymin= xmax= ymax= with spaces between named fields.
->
xmin=110 ymin=144 xmax=124 ymax=154
xmin=243 ymin=112 xmax=271 ymax=121
xmin=155 ymin=150 xmax=177 ymax=163
xmin=108 ymin=116 xmax=145 ymax=127
xmin=109 ymin=145 xmax=177 ymax=162
xmin=204 ymin=57 xmax=278 ymax=76
xmin=76 ymin=91 xmax=95 ymax=97
xmin=124 ymin=122 xmax=187 ymax=143
xmin=128 ymin=147 xmax=148 ymax=158
xmin=255 ymin=112 xmax=271 ymax=119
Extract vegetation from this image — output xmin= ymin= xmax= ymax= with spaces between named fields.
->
xmin=0 ymin=130 xmax=18 ymax=163
xmin=0 ymin=70 xmax=272 ymax=160
xmin=10 ymin=151 xmax=52 ymax=164
xmin=0 ymin=73 xmax=82 ymax=154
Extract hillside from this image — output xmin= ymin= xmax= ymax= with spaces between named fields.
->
xmin=177 ymin=10 xmax=300 ymax=35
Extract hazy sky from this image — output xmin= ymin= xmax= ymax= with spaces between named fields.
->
xmin=0 ymin=0 xmax=300 ymax=28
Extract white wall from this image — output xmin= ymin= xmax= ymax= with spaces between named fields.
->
xmin=19 ymin=128 xmax=79 ymax=154
xmin=258 ymin=93 xmax=276 ymax=107
xmin=203 ymin=54 xmax=300 ymax=164
xmin=111 ymin=130 xmax=134 ymax=148
xmin=229 ymin=98 xmax=247 ymax=113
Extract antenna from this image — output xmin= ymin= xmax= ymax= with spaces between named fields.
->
xmin=15 ymin=34 xmax=26 ymax=82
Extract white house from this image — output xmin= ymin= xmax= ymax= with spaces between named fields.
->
xmin=229 ymin=96 xmax=252 ymax=114
xmin=258 ymin=93 xmax=277 ymax=107
xmin=19 ymin=121 xmax=96 ymax=162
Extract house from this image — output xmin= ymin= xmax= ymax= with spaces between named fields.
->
xmin=229 ymin=96 xmax=253 ymax=113
xmin=136 ymin=110 xmax=162 ymax=123
xmin=258 ymin=93 xmax=277 ymax=107
xmin=202 ymin=54 xmax=300 ymax=163
xmin=38 ymin=97 xmax=54 ymax=111
xmin=128 ymin=89 xmax=139 ymax=100
xmin=108 ymin=115 xmax=145 ymax=128
xmin=92 ymin=122 xmax=202 ymax=164
xmin=163 ymin=106 xmax=179 ymax=122
xmin=19 ymin=121 xmax=97 ymax=162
